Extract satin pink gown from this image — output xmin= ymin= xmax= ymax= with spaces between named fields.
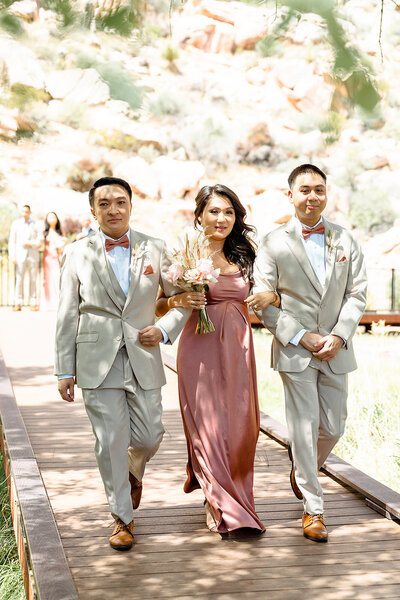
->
xmin=40 ymin=239 xmax=61 ymax=311
xmin=177 ymin=271 xmax=265 ymax=533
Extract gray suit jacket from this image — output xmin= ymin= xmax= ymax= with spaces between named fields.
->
xmin=54 ymin=228 xmax=190 ymax=390
xmin=253 ymin=217 xmax=367 ymax=374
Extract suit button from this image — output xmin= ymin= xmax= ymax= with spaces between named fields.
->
xmin=116 ymin=336 xmax=122 ymax=341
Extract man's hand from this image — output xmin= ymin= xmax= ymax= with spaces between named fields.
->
xmin=312 ymin=334 xmax=343 ymax=362
xmin=139 ymin=326 xmax=163 ymax=347
xmin=299 ymin=332 xmax=324 ymax=353
xmin=58 ymin=378 xmax=75 ymax=402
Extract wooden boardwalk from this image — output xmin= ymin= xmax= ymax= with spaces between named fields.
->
xmin=1 ymin=309 xmax=400 ymax=600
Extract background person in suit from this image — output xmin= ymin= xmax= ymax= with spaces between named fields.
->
xmin=253 ymin=164 xmax=367 ymax=543
xmin=8 ymin=204 xmax=41 ymax=311
xmin=55 ymin=177 xmax=190 ymax=551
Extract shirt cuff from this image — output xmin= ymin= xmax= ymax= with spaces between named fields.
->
xmin=155 ymin=325 xmax=169 ymax=344
xmin=58 ymin=375 xmax=73 ymax=380
xmin=290 ymin=329 xmax=307 ymax=346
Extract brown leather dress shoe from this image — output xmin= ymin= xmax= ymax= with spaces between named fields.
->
xmin=129 ymin=473 xmax=143 ymax=509
xmin=302 ymin=513 xmax=328 ymax=543
xmin=13 ymin=305 xmax=21 ymax=311
xmin=30 ymin=305 xmax=39 ymax=311
xmin=109 ymin=518 xmax=134 ymax=551
xmin=288 ymin=446 xmax=303 ymax=500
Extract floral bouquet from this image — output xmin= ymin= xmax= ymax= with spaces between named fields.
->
xmin=166 ymin=231 xmax=220 ymax=334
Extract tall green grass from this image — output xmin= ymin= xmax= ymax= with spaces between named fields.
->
xmin=254 ymin=331 xmax=400 ymax=493
xmin=0 ymin=456 xmax=25 ymax=600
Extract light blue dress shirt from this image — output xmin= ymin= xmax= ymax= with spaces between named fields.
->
xmin=290 ymin=218 xmax=325 ymax=346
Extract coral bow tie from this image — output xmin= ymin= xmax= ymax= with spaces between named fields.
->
xmin=105 ymin=235 xmax=129 ymax=252
xmin=302 ymin=223 xmax=325 ymax=240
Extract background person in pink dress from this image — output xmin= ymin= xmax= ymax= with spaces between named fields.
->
xmin=156 ymin=184 xmax=278 ymax=534
xmin=40 ymin=212 xmax=67 ymax=311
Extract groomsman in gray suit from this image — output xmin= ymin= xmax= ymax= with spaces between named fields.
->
xmin=8 ymin=204 xmax=41 ymax=310
xmin=253 ymin=164 xmax=367 ymax=542
xmin=55 ymin=177 xmax=190 ymax=551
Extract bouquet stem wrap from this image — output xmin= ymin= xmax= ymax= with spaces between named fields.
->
xmin=195 ymin=285 xmax=215 ymax=334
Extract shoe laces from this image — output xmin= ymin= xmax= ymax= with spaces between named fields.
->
xmin=113 ymin=519 xmax=132 ymax=535
xmin=308 ymin=514 xmax=325 ymax=525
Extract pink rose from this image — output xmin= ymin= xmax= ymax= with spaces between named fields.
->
xmin=167 ymin=263 xmax=184 ymax=283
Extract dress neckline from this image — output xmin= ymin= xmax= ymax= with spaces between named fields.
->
xmin=219 ymin=270 xmax=241 ymax=276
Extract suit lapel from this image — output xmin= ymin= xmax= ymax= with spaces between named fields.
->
xmin=284 ymin=218 xmax=324 ymax=296
xmin=88 ymin=232 xmax=124 ymax=310
xmin=124 ymin=229 xmax=148 ymax=308
xmin=321 ymin=219 xmax=338 ymax=301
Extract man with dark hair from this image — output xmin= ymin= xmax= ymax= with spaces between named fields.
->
xmin=8 ymin=204 xmax=41 ymax=311
xmin=55 ymin=177 xmax=190 ymax=551
xmin=253 ymin=164 xmax=367 ymax=543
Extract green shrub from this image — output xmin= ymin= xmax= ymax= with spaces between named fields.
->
xmin=89 ymin=129 xmax=137 ymax=151
xmin=295 ymin=110 xmax=343 ymax=145
xmin=75 ymin=54 xmax=142 ymax=111
xmin=256 ymin=36 xmax=283 ymax=57
xmin=349 ymin=187 xmax=396 ymax=233
xmin=0 ymin=457 xmax=25 ymax=600
xmin=180 ymin=115 xmax=235 ymax=165
xmin=7 ymin=84 xmax=50 ymax=110
xmin=162 ymin=45 xmax=179 ymax=63
xmin=56 ymin=101 xmax=89 ymax=130
xmin=0 ymin=10 xmax=24 ymax=36
xmin=149 ymin=93 xmax=182 ymax=117
xmin=0 ymin=200 xmax=18 ymax=248
xmin=95 ymin=5 xmax=139 ymax=36
xmin=97 ymin=62 xmax=142 ymax=110
xmin=42 ymin=0 xmax=78 ymax=27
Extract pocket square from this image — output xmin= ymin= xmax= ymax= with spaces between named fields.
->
xmin=337 ymin=254 xmax=347 ymax=262
xmin=143 ymin=264 xmax=154 ymax=275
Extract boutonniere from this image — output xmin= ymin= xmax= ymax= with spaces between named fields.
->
xmin=326 ymin=229 xmax=339 ymax=257
xmin=131 ymin=241 xmax=147 ymax=269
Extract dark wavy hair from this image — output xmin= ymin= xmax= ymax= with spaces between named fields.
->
xmin=194 ymin=184 xmax=257 ymax=282
xmin=43 ymin=212 xmax=62 ymax=239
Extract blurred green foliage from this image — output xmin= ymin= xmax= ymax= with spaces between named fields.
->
xmin=6 ymin=84 xmax=50 ymax=110
xmin=349 ymin=186 xmax=396 ymax=233
xmin=42 ymin=0 xmax=78 ymax=27
xmin=0 ymin=200 xmax=19 ymax=248
xmin=0 ymin=9 xmax=24 ymax=35
xmin=76 ymin=53 xmax=143 ymax=110
xmin=258 ymin=0 xmax=381 ymax=112
xmin=149 ymin=92 xmax=182 ymax=117
xmin=41 ymin=0 xmax=142 ymax=34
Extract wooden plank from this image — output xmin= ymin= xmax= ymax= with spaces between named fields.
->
xmin=81 ymin=587 xmax=400 ymax=600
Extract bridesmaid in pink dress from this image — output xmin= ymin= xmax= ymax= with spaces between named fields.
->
xmin=40 ymin=212 xmax=66 ymax=311
xmin=156 ymin=185 xmax=279 ymax=534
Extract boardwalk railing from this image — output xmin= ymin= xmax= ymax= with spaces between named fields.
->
xmin=0 ymin=349 xmax=78 ymax=600
xmin=0 ymin=248 xmax=399 ymax=312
